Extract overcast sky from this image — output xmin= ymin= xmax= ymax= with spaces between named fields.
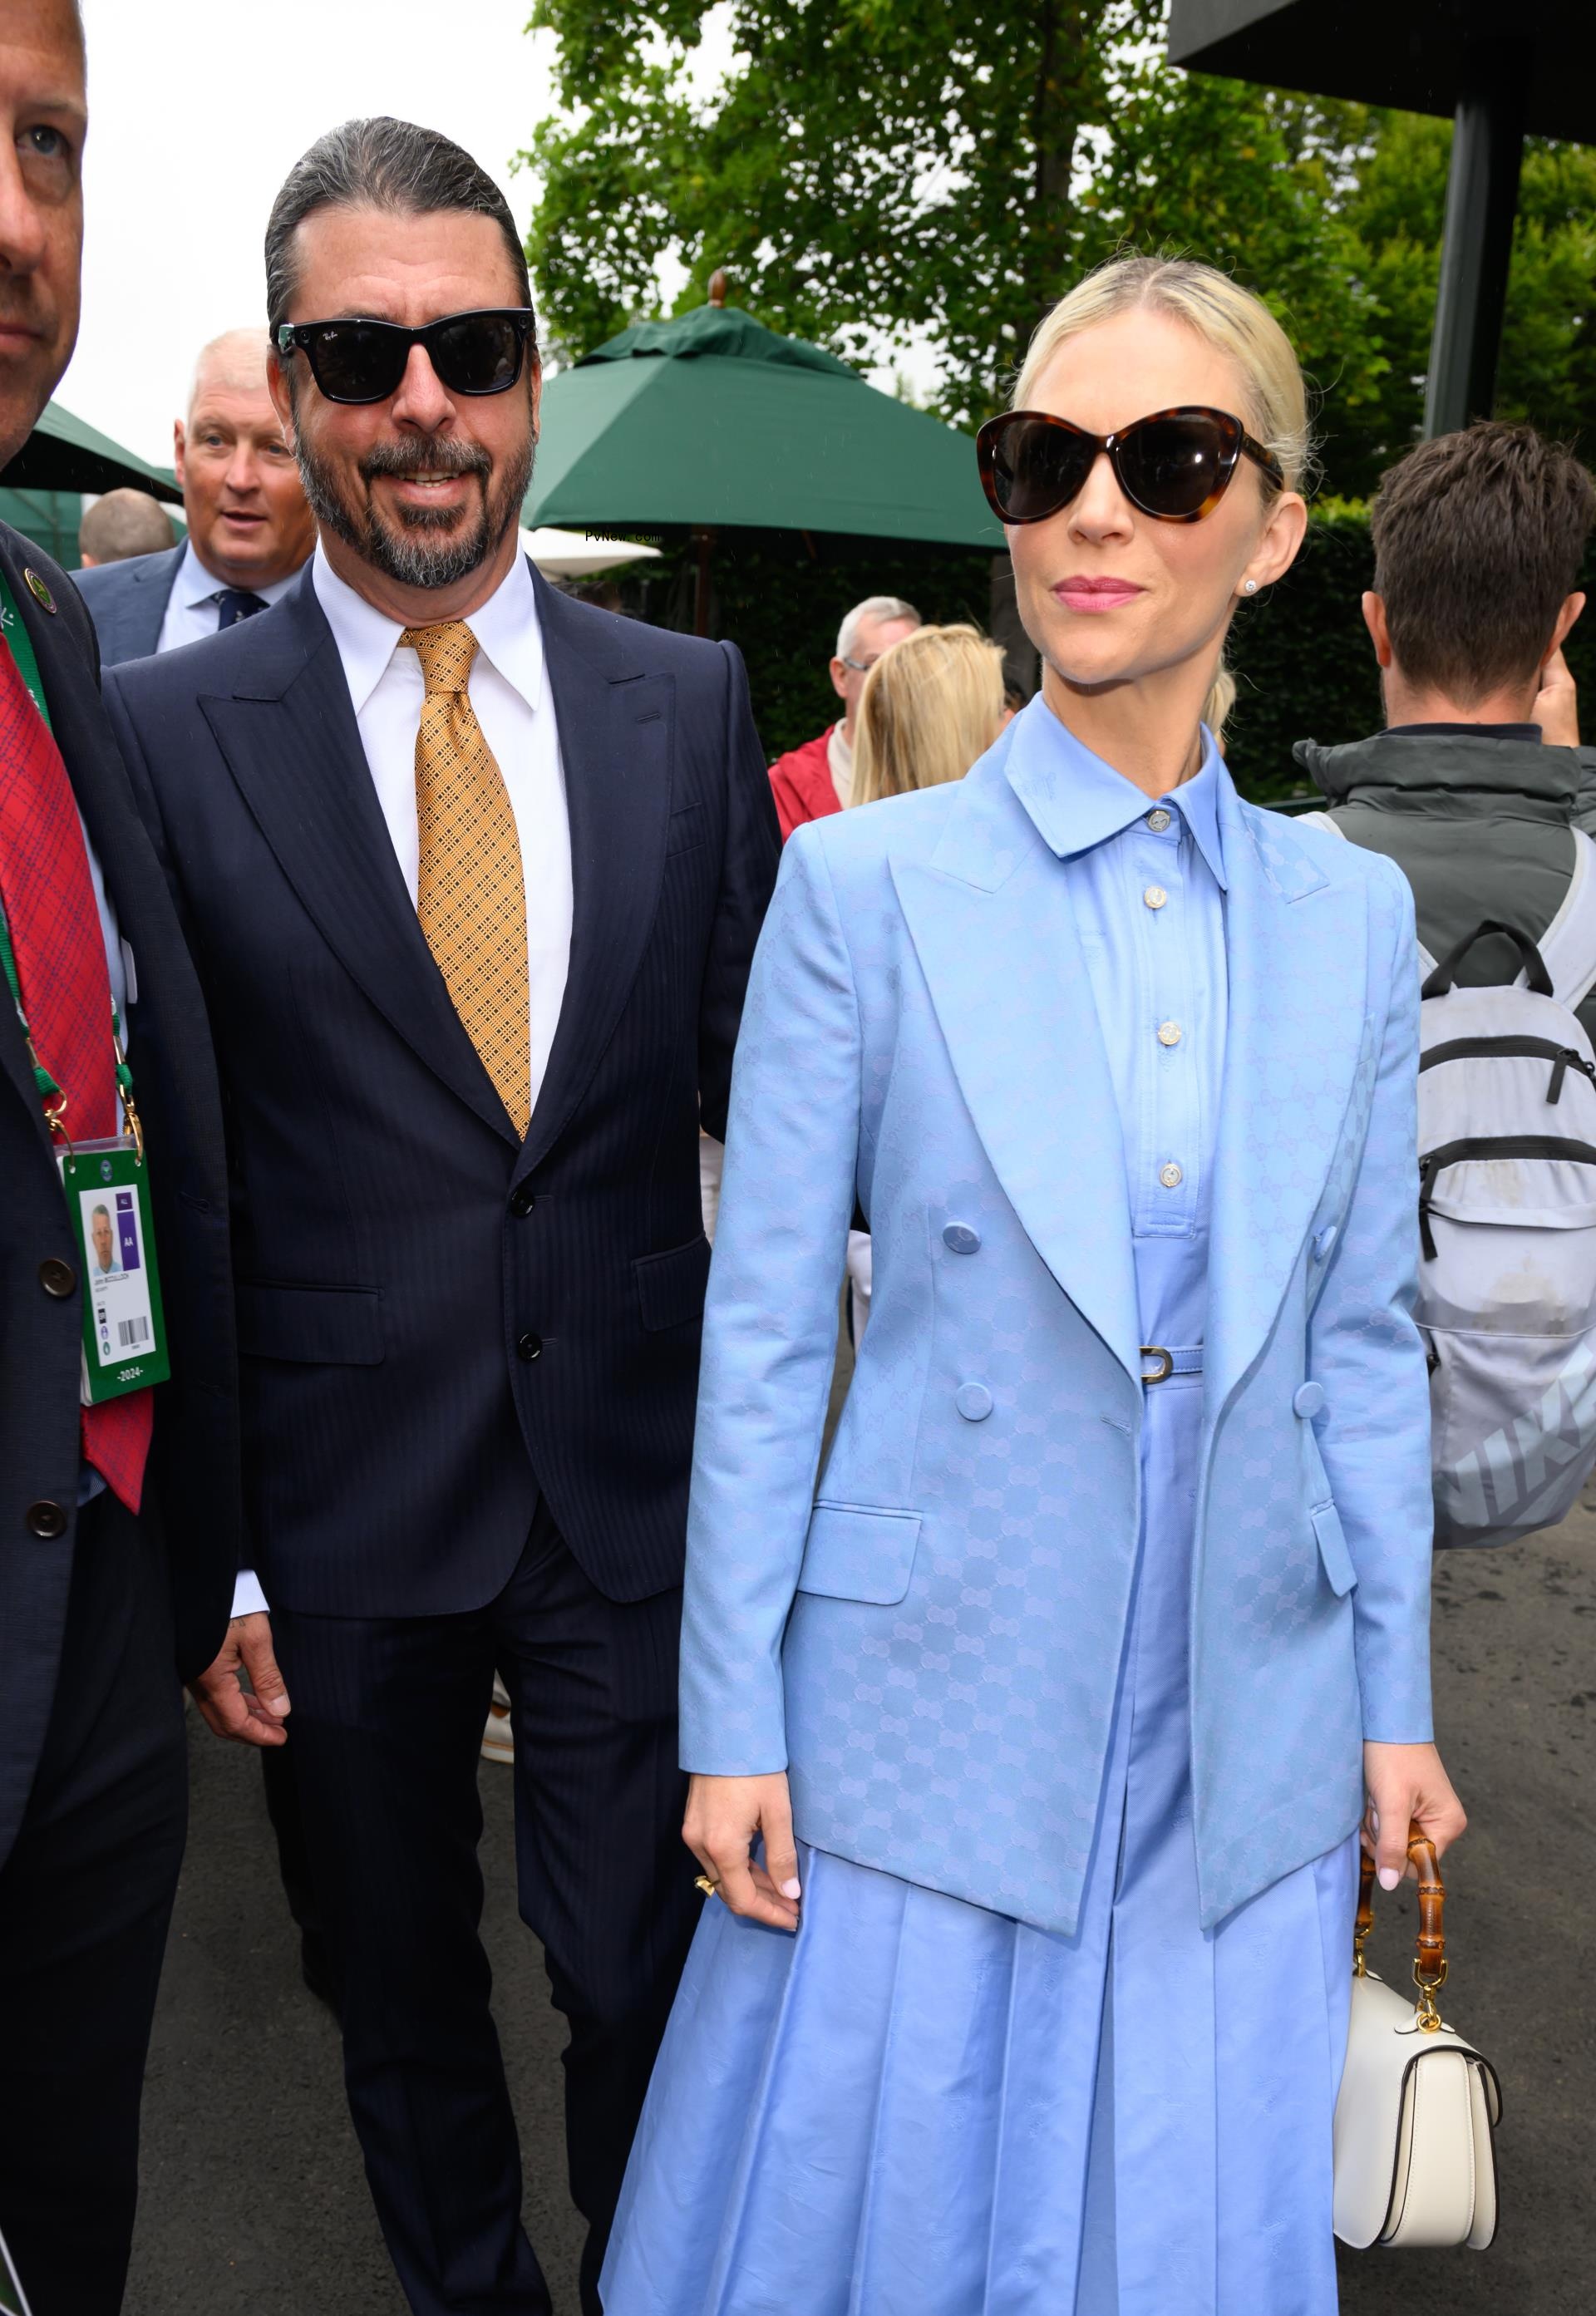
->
xmin=59 ymin=0 xmax=565 ymax=468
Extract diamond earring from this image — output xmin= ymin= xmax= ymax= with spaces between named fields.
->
xmin=1243 ymin=579 xmax=1259 ymax=594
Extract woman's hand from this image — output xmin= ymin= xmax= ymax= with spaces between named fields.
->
xmin=1362 ymin=1740 xmax=1466 ymax=1890
xmin=684 ymin=1771 xmax=802 ymax=1933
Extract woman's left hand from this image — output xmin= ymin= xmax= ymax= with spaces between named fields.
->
xmin=1362 ymin=1741 xmax=1467 ymax=1891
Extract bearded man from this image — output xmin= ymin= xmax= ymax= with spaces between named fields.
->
xmin=102 ymin=116 xmax=779 ymax=2316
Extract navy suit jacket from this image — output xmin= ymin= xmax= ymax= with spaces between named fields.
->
xmin=103 ymin=561 xmax=780 ymax=1614
xmin=0 ymin=525 xmax=240 ymax=1868
xmin=71 ymin=544 xmax=184 ymax=666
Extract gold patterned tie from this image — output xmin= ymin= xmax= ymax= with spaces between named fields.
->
xmin=401 ymin=620 xmax=530 ymax=1133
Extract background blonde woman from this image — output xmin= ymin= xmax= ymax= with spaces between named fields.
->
xmin=852 ymin=621 xmax=1007 ymax=806
xmin=847 ymin=623 xmax=1007 ymax=1338
xmin=604 ymin=255 xmax=1462 ymax=2316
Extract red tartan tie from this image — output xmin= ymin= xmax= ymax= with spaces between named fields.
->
xmin=0 ymin=642 xmax=152 ymax=1511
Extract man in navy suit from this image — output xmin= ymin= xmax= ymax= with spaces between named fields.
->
xmin=104 ymin=116 xmax=779 ymax=2316
xmin=76 ymin=325 xmax=314 ymax=664
xmin=1 ymin=7 xmax=239 ymax=2308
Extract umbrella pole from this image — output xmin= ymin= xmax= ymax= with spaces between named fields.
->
xmin=692 ymin=526 xmax=715 ymax=637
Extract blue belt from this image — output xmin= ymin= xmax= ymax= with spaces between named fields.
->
xmin=1140 ymin=1343 xmax=1204 ymax=1384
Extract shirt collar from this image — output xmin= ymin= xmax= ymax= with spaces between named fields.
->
xmin=175 ymin=537 xmax=300 ymax=613
xmin=311 ymin=541 xmax=545 ymax=722
xmin=1007 ymin=692 xmax=1229 ymax=890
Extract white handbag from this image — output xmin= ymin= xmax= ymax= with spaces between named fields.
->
xmin=1333 ymin=1828 xmax=1501 ymax=2250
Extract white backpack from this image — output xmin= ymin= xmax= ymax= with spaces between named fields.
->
xmin=1302 ymin=815 xmax=1596 ymax=1547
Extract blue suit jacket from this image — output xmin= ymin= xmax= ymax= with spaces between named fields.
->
xmin=71 ymin=544 xmax=183 ymax=665
xmin=101 ymin=561 xmax=779 ymax=1614
xmin=680 ymin=722 xmax=1434 ymax=1934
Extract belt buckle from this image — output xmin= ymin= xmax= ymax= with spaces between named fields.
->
xmin=1140 ymin=1344 xmax=1173 ymax=1385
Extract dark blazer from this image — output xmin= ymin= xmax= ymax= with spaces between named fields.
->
xmin=72 ymin=544 xmax=184 ymax=666
xmin=103 ymin=560 xmax=780 ymax=1614
xmin=0 ymin=525 xmax=239 ymax=1867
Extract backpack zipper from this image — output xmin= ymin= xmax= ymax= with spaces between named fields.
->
xmin=1420 ymin=1035 xmax=1596 ymax=1106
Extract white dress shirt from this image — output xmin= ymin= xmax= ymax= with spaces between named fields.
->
xmin=155 ymin=539 xmax=299 ymax=653
xmin=231 ymin=544 xmax=573 ymax=1624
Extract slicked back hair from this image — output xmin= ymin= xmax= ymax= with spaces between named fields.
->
xmin=1372 ymin=422 xmax=1596 ymax=703
xmin=264 ymin=117 xmax=533 ymax=338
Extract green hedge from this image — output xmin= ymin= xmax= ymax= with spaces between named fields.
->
xmin=603 ymin=510 xmax=1596 ymax=805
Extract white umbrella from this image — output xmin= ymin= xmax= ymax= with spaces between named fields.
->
xmin=520 ymin=525 xmax=662 ymax=579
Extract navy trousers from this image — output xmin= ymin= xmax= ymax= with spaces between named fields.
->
xmin=0 ymin=1491 xmax=187 ymax=2316
xmin=272 ymin=1506 xmax=699 ymax=2316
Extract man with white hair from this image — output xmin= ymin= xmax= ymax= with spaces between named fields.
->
xmin=768 ymin=591 xmax=919 ymax=839
xmin=75 ymin=326 xmax=315 ymax=662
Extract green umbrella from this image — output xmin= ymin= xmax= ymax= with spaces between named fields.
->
xmin=525 ymin=296 xmax=1002 ymax=628
xmin=0 ymin=400 xmax=183 ymax=502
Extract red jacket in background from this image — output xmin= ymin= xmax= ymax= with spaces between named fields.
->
xmin=769 ymin=725 xmax=843 ymax=843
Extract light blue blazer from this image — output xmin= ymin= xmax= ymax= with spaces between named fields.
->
xmin=680 ymin=722 xmax=1434 ymax=1935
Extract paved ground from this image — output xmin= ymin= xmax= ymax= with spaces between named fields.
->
xmin=125 ymin=1488 xmax=1596 ymax=2316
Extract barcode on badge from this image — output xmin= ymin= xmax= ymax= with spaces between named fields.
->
xmin=116 ymin=1317 xmax=151 ymax=1349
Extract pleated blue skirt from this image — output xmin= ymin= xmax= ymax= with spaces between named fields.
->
xmin=603 ymin=1372 xmax=1358 ymax=2316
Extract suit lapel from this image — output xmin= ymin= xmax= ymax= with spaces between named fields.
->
xmin=891 ymin=756 xmax=1141 ymax=1382
xmin=517 ymin=572 xmax=673 ymax=1180
xmin=1204 ymin=786 xmax=1371 ymax=1415
xmin=199 ymin=572 xmax=520 ymax=1146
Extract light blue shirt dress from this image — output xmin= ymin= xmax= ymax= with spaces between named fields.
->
xmin=603 ymin=711 xmax=1377 ymax=2316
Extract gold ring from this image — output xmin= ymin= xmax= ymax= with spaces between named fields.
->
xmin=693 ymin=1873 xmax=720 ymax=1898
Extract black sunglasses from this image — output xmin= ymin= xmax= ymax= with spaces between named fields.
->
xmin=274 ymin=308 xmax=536 ymax=406
xmin=977 ymin=405 xmax=1284 ymax=526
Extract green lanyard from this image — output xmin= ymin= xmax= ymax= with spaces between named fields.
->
xmin=0 ymin=569 xmax=139 ymax=1153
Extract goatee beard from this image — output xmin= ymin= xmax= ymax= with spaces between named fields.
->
xmin=296 ymin=428 xmax=534 ymax=591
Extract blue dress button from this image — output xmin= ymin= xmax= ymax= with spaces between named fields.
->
xmin=943 ymin=1223 xmax=981 ymax=1254
xmin=1293 ymin=1382 xmax=1326 ymax=1420
xmin=1313 ymin=1224 xmax=1338 ymax=1262
xmin=955 ymin=1382 xmax=994 ymax=1422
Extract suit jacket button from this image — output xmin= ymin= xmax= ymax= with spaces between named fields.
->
xmin=955 ymin=1382 xmax=993 ymax=1422
xmin=26 ymin=1500 xmax=68 ymax=1540
xmin=943 ymin=1223 xmax=981 ymax=1254
xmin=1313 ymin=1225 xmax=1338 ymax=1262
xmin=39 ymin=1258 xmax=77 ymax=1298
xmin=517 ymin=1331 xmax=544 ymax=1362
xmin=510 ymin=1185 xmax=536 ymax=1218
xmin=1293 ymin=1382 xmax=1326 ymax=1420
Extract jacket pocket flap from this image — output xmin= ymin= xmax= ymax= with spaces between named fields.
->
xmin=237 ymin=1282 xmax=385 ymax=1366
xmin=633 ymin=1234 xmax=712 ymax=1333
xmin=1312 ymin=1500 xmax=1357 ymax=1597
xmin=798 ymin=1504 xmax=922 ymax=1604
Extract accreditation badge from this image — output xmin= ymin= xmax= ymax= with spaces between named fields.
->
xmin=57 ymin=1136 xmax=171 ymax=1404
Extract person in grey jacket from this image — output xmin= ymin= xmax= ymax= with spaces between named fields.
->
xmin=1298 ymin=421 xmax=1596 ymax=1036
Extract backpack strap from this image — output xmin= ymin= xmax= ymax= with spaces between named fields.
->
xmin=1534 ymin=827 xmax=1596 ymax=1011
xmin=1294 ymin=808 xmax=1442 ymax=977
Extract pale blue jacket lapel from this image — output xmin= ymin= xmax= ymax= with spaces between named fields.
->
xmin=1204 ymin=781 xmax=1371 ymax=1415
xmin=890 ymin=736 xmax=1141 ymax=1386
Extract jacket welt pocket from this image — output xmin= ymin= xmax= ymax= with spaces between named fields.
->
xmin=665 ymin=801 xmax=707 ymax=856
xmin=633 ymin=1234 xmax=712 ymax=1332
xmin=797 ymin=1503 xmax=923 ymax=1605
xmin=1311 ymin=1500 xmax=1357 ymax=1597
xmin=236 ymin=1282 xmax=385 ymax=1366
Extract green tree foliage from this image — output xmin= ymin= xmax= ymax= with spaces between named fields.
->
xmin=525 ymin=4 xmax=1594 ymax=490
xmin=524 ymin=0 xmax=1386 ymax=438
xmin=1326 ymin=117 xmax=1596 ymax=495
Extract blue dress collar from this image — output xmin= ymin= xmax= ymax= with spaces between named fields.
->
xmin=1003 ymin=692 xmax=1230 ymax=891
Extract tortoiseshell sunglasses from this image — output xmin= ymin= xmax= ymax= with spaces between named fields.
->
xmin=977 ymin=406 xmax=1284 ymax=525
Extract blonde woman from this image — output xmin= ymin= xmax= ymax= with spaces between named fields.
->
xmin=852 ymin=621 xmax=1007 ymax=806
xmin=602 ymin=257 xmax=1463 ymax=2315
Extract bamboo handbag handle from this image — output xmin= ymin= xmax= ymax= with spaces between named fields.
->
xmin=1353 ymin=1823 xmax=1449 ymax=2027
